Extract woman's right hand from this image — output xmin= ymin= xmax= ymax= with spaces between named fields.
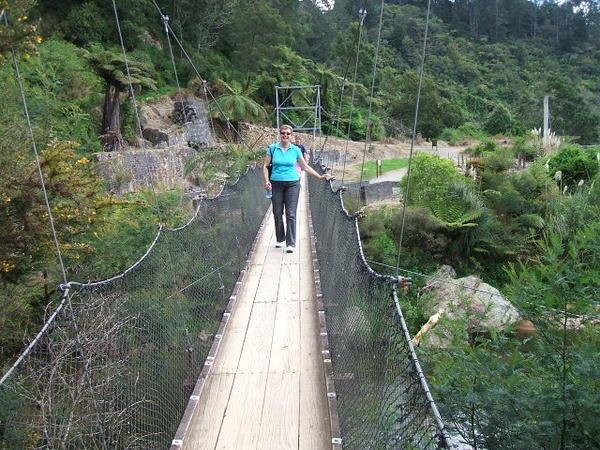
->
xmin=264 ymin=181 xmax=272 ymax=190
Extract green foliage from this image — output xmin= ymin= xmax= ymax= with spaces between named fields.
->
xmin=400 ymin=153 xmax=469 ymax=223
xmin=0 ymin=0 xmax=39 ymax=65
xmin=184 ymin=144 xmax=264 ymax=189
xmin=63 ymin=2 xmax=110 ymax=47
xmin=210 ymin=79 xmax=267 ymax=123
xmin=0 ymin=140 xmax=105 ymax=282
xmin=544 ymin=74 xmax=600 ymax=144
xmin=464 ymin=139 xmax=497 ymax=156
xmin=421 ymin=177 xmax=600 ymax=448
xmin=84 ymin=46 xmax=157 ymax=92
xmin=482 ymin=149 xmax=514 ymax=173
xmin=439 ymin=123 xmax=487 ymax=145
xmin=387 ymin=71 xmax=464 ymax=139
xmin=2 ymin=38 xmax=104 ymax=153
xmin=483 ymin=102 xmax=524 ymax=135
xmin=590 ymin=172 xmax=600 ymax=205
xmin=549 ymin=145 xmax=599 ymax=187
xmin=511 ymin=136 xmax=539 ymax=161
xmin=84 ymin=190 xmax=189 ymax=280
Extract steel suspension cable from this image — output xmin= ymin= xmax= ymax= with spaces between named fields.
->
xmin=337 ymin=9 xmax=367 ymax=183
xmin=111 ymin=0 xmax=144 ymax=144
xmin=4 ymin=12 xmax=68 ymax=285
xmin=358 ymin=0 xmax=386 ymax=189
xmin=111 ymin=0 xmax=163 ymax=222
xmin=3 ymin=13 xmax=108 ymax=445
xmin=161 ymin=14 xmax=184 ymax=106
xmin=319 ymin=8 xmax=364 ymax=158
xmin=367 ymin=258 xmax=598 ymax=320
xmin=148 ymin=0 xmax=249 ymax=147
xmin=395 ymin=0 xmax=433 ymax=276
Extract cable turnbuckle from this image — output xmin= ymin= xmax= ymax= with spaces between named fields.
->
xmin=161 ymin=14 xmax=170 ymax=32
xmin=396 ymin=276 xmax=412 ymax=290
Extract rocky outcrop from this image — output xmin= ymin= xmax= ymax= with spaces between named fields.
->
xmin=142 ymin=128 xmax=169 ymax=147
xmin=140 ymin=95 xmax=215 ymax=149
xmin=95 ymin=147 xmax=197 ymax=195
xmin=173 ymin=100 xmax=198 ymax=124
xmin=413 ymin=265 xmax=521 ymax=348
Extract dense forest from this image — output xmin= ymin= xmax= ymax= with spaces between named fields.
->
xmin=1 ymin=0 xmax=600 ymax=448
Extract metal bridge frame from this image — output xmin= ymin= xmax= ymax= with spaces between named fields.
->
xmin=275 ymin=85 xmax=322 ymax=141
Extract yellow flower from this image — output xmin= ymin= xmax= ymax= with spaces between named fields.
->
xmin=1 ymin=261 xmax=16 ymax=273
xmin=36 ymin=36 xmax=43 ymax=44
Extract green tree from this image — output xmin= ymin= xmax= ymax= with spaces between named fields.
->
xmin=483 ymin=102 xmax=521 ymax=135
xmin=210 ymin=79 xmax=267 ymax=135
xmin=388 ymin=71 xmax=464 ymax=139
xmin=549 ymin=145 xmax=599 ymax=187
xmin=85 ymin=48 xmax=157 ymax=151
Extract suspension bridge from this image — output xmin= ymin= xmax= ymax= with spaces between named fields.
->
xmin=0 ymin=0 xmax=456 ymax=448
xmin=0 ymin=163 xmax=449 ymax=450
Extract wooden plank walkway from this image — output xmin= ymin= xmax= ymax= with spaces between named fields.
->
xmin=183 ymin=179 xmax=331 ymax=450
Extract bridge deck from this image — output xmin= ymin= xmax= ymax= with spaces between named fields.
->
xmin=183 ymin=180 xmax=331 ymax=449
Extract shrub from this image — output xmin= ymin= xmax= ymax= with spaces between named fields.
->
xmin=63 ymin=2 xmax=110 ymax=47
xmin=464 ymin=139 xmax=497 ymax=156
xmin=548 ymin=145 xmax=599 ymax=186
xmin=439 ymin=122 xmax=486 ymax=145
xmin=511 ymin=136 xmax=538 ymax=160
xmin=483 ymin=149 xmax=514 ymax=173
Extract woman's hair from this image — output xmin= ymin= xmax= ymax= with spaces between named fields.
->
xmin=279 ymin=124 xmax=293 ymax=133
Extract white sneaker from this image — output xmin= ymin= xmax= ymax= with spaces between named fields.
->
xmin=285 ymin=246 xmax=294 ymax=253
xmin=275 ymin=242 xmax=284 ymax=248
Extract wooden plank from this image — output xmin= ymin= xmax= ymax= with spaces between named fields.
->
xmin=299 ymin=300 xmax=331 ymax=450
xmin=268 ymin=299 xmax=301 ymax=373
xmin=182 ymin=373 xmax=235 ymax=450
xmin=212 ymin=264 xmax=263 ymax=374
xmin=237 ymin=302 xmax=277 ymax=374
xmin=251 ymin=210 xmax=275 ymax=265
xmin=214 ymin=373 xmax=268 ymax=449
xmin=236 ymin=264 xmax=263 ymax=305
xmin=257 ymin=372 xmax=300 ymax=450
xmin=255 ymin=242 xmax=283 ymax=303
xmin=299 ymin=248 xmax=315 ymax=302
xmin=278 ymin=262 xmax=300 ymax=301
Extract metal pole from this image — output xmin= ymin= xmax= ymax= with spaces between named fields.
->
xmin=543 ymin=95 xmax=550 ymax=137
xmin=317 ymin=85 xmax=321 ymax=151
xmin=275 ymin=86 xmax=281 ymax=132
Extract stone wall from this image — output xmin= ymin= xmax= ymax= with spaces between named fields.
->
xmin=95 ymin=147 xmax=197 ymax=195
xmin=337 ymin=180 xmax=400 ymax=205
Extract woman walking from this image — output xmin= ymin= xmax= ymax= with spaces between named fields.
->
xmin=263 ymin=125 xmax=330 ymax=253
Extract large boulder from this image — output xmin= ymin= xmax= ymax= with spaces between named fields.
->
xmin=414 ymin=265 xmax=521 ymax=348
xmin=142 ymin=128 xmax=169 ymax=147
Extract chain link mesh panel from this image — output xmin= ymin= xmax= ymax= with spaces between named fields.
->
xmin=308 ymin=160 xmax=448 ymax=450
xmin=0 ymin=166 xmax=268 ymax=449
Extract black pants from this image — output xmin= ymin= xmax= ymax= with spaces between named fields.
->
xmin=271 ymin=180 xmax=300 ymax=247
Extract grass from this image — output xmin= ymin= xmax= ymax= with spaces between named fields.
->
xmin=355 ymin=158 xmax=409 ymax=179
xmin=439 ymin=123 xmax=488 ymax=145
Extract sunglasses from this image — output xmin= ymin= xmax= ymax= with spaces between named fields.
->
xmin=280 ymin=131 xmax=292 ymax=136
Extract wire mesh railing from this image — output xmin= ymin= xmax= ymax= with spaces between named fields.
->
xmin=0 ymin=166 xmax=268 ymax=449
xmin=308 ymin=158 xmax=448 ymax=450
